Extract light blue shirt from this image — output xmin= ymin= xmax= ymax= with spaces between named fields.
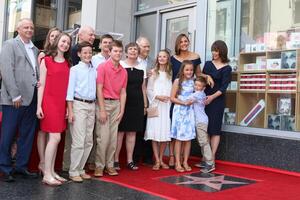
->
xmin=188 ymin=91 xmax=208 ymax=125
xmin=66 ymin=61 xmax=97 ymax=101
xmin=91 ymin=53 xmax=108 ymax=70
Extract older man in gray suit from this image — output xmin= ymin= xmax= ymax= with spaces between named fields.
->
xmin=0 ymin=18 xmax=39 ymax=182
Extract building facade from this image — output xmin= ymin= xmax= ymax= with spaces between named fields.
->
xmin=1 ymin=0 xmax=300 ymax=171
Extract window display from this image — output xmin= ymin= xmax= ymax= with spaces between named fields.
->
xmin=219 ymin=0 xmax=300 ymax=132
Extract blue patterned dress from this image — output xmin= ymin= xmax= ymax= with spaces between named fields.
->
xmin=170 ymin=79 xmax=196 ymax=141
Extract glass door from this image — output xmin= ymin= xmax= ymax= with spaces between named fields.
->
xmin=160 ymin=7 xmax=196 ymax=54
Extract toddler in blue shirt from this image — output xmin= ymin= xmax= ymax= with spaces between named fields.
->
xmin=187 ymin=77 xmax=215 ymax=173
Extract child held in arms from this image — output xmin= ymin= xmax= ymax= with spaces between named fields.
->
xmin=187 ymin=77 xmax=215 ymax=173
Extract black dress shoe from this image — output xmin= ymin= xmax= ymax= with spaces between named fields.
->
xmin=2 ymin=174 xmax=15 ymax=182
xmin=14 ymin=169 xmax=38 ymax=179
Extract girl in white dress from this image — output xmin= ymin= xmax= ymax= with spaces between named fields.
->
xmin=145 ymin=50 xmax=172 ymax=170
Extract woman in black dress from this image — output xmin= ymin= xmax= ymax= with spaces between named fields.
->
xmin=114 ymin=42 xmax=147 ymax=170
xmin=203 ymin=40 xmax=232 ymax=164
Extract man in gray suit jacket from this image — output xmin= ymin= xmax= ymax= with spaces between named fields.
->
xmin=0 ymin=18 xmax=39 ymax=182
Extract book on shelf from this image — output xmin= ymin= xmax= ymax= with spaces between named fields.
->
xmin=240 ymin=74 xmax=266 ymax=90
xmin=277 ymin=98 xmax=293 ymax=115
xmin=266 ymin=59 xmax=281 ymax=70
xmin=268 ymin=73 xmax=297 ymax=92
xmin=281 ymin=50 xmax=296 ymax=69
xmin=240 ymin=99 xmax=265 ymax=126
xmin=268 ymin=114 xmax=295 ymax=131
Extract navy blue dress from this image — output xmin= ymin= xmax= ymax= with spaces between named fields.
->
xmin=170 ymin=56 xmax=201 ymax=81
xmin=203 ymin=61 xmax=232 ymax=135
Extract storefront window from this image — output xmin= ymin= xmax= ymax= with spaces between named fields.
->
xmin=34 ymin=0 xmax=57 ymax=48
xmin=6 ymin=0 xmax=33 ymax=39
xmin=206 ymin=0 xmax=235 ymax=60
xmin=136 ymin=14 xmax=157 ymax=59
xmin=137 ymin=0 xmax=189 ymax=11
xmin=165 ymin=16 xmax=189 ymax=54
xmin=65 ymin=0 xmax=82 ymax=29
xmin=223 ymin=0 xmax=300 ymax=132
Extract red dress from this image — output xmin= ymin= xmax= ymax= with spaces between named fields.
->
xmin=40 ymin=56 xmax=70 ymax=133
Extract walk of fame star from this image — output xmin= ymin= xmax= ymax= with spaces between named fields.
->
xmin=160 ymin=172 xmax=256 ymax=192
xmin=176 ymin=174 xmax=247 ymax=191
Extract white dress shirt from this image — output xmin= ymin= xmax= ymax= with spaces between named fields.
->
xmin=20 ymin=37 xmax=36 ymax=70
xmin=137 ymin=57 xmax=148 ymax=79
xmin=91 ymin=53 xmax=108 ymax=70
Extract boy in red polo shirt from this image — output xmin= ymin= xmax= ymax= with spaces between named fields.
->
xmin=94 ymin=40 xmax=127 ymax=177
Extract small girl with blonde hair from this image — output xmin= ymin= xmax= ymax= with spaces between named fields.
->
xmin=170 ymin=60 xmax=195 ymax=172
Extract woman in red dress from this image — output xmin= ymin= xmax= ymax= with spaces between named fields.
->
xmin=36 ymin=27 xmax=61 ymax=176
xmin=36 ymin=33 xmax=71 ymax=186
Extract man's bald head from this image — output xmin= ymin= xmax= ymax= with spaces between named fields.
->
xmin=136 ymin=36 xmax=150 ymax=46
xmin=78 ymin=26 xmax=95 ymax=45
xmin=136 ymin=36 xmax=150 ymax=59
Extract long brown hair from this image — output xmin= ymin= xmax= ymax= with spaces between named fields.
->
xmin=211 ymin=40 xmax=230 ymax=63
xmin=47 ymin=32 xmax=72 ymax=65
xmin=153 ymin=49 xmax=172 ymax=80
xmin=177 ymin=60 xmax=193 ymax=95
xmin=174 ymin=33 xmax=190 ymax=55
xmin=43 ymin=27 xmax=61 ymax=54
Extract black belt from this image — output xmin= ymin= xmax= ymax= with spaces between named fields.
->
xmin=104 ymin=98 xmax=118 ymax=101
xmin=74 ymin=97 xmax=96 ymax=104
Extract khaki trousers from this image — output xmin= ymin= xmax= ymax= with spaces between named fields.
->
xmin=69 ymin=101 xmax=95 ymax=176
xmin=86 ymin=128 xmax=97 ymax=164
xmin=196 ymin=123 xmax=214 ymax=165
xmin=63 ymin=129 xmax=71 ymax=171
xmin=95 ymin=100 xmax=120 ymax=169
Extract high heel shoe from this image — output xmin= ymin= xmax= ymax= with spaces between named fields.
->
xmin=54 ymin=173 xmax=67 ymax=182
xmin=152 ymin=162 xmax=160 ymax=171
xmin=42 ymin=177 xmax=62 ymax=186
xmin=183 ymin=164 xmax=192 ymax=172
xmin=160 ymin=162 xmax=170 ymax=169
xmin=175 ymin=165 xmax=185 ymax=173
xmin=38 ymin=165 xmax=45 ymax=177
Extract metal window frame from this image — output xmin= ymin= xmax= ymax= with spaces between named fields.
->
xmin=133 ymin=0 xmax=198 ymax=57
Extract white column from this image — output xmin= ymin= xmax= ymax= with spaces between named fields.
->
xmin=196 ymin=0 xmax=208 ymax=63
xmin=0 ymin=0 xmax=6 ymax=48
xmin=80 ymin=0 xmax=98 ymax=29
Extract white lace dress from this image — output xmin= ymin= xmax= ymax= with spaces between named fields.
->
xmin=144 ymin=71 xmax=172 ymax=142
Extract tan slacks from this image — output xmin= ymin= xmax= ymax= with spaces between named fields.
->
xmin=63 ymin=129 xmax=71 ymax=171
xmin=69 ymin=100 xmax=95 ymax=176
xmin=196 ymin=122 xmax=214 ymax=165
xmin=95 ymin=100 xmax=120 ymax=169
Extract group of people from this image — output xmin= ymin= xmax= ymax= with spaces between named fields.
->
xmin=0 ymin=18 xmax=232 ymax=186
